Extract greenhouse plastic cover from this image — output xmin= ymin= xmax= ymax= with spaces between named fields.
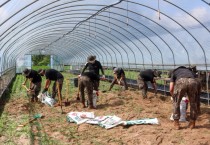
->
xmin=0 ymin=0 xmax=210 ymax=71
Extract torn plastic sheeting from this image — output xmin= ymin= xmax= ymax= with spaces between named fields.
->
xmin=66 ymin=112 xmax=95 ymax=124
xmin=122 ymin=118 xmax=159 ymax=125
xmin=66 ymin=112 xmax=159 ymax=129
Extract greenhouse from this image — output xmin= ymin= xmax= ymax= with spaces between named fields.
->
xmin=0 ymin=0 xmax=210 ymax=144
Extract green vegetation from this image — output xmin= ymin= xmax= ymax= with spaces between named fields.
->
xmin=32 ymin=55 xmax=50 ymax=66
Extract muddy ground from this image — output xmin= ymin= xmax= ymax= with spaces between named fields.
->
xmin=0 ymin=82 xmax=210 ymax=145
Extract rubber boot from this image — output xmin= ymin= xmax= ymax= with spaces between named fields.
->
xmin=188 ymin=120 xmax=195 ymax=129
xmin=174 ymin=120 xmax=180 ymax=130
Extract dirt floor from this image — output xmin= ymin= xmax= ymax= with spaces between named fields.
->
xmin=0 ymin=85 xmax=210 ymax=145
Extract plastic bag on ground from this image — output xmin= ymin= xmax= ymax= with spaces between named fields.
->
xmin=66 ymin=112 xmax=95 ymax=124
xmin=170 ymin=97 xmax=188 ymax=122
xmin=86 ymin=116 xmax=109 ymax=125
xmin=37 ymin=92 xmax=56 ymax=107
xmin=122 ymin=118 xmax=159 ymax=125
xmin=99 ymin=115 xmax=122 ymax=129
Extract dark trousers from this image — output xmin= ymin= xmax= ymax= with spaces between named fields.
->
xmin=137 ymin=76 xmax=148 ymax=98
xmin=173 ymin=78 xmax=199 ymax=121
xmin=30 ymin=82 xmax=41 ymax=101
xmin=79 ymin=76 xmax=94 ymax=107
xmin=52 ymin=78 xmax=64 ymax=99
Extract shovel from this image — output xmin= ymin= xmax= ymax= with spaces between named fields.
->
xmin=18 ymin=114 xmax=43 ymax=127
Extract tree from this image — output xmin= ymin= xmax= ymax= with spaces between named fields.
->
xmin=32 ymin=55 xmax=50 ymax=66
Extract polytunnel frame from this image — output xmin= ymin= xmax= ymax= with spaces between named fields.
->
xmin=0 ymin=1 xmax=210 ymax=104
xmin=1 ymin=0 xmax=157 ymax=68
xmin=0 ymin=0 xmax=209 ymax=69
xmin=0 ymin=0 xmax=189 ymax=66
xmin=0 ymin=1 xmax=127 ymax=69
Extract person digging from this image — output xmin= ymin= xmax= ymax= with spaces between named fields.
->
xmin=38 ymin=69 xmax=64 ymax=106
xmin=22 ymin=68 xmax=42 ymax=102
xmin=109 ymin=67 xmax=128 ymax=91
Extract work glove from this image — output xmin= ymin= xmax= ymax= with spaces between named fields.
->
xmin=101 ymin=75 xmax=105 ymax=80
xmin=42 ymin=88 xmax=48 ymax=94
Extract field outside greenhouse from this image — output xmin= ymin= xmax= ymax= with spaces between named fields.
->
xmin=0 ymin=71 xmax=210 ymax=145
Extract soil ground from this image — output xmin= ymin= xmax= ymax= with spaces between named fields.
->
xmin=0 ymin=79 xmax=210 ymax=145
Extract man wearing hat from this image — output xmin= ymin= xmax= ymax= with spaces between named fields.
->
xmin=81 ymin=55 xmax=105 ymax=91
xmin=137 ymin=69 xmax=161 ymax=99
xmin=109 ymin=67 xmax=128 ymax=91
xmin=38 ymin=69 xmax=64 ymax=100
xmin=22 ymin=68 xmax=42 ymax=102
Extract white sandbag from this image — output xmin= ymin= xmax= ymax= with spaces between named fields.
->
xmin=170 ymin=97 xmax=188 ymax=122
xmin=92 ymin=90 xmax=98 ymax=108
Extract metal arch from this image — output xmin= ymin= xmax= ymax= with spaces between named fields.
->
xmin=163 ymin=0 xmax=209 ymax=70
xmin=64 ymin=33 xmax=112 ymax=66
xmin=19 ymin=7 xmax=167 ymax=68
xmin=59 ymin=37 xmax=104 ymax=63
xmin=69 ymin=28 xmax=116 ymax=66
xmin=0 ymin=0 xmax=60 ymax=39
xmin=12 ymin=7 xmax=161 ymax=69
xmin=201 ymin=0 xmax=210 ymax=5
xmin=1 ymin=3 xmax=159 ymax=68
xmin=62 ymin=39 xmax=104 ymax=63
xmin=0 ymin=0 xmax=206 ymax=69
xmin=65 ymin=32 xmax=113 ymax=66
xmin=132 ymin=1 xmax=207 ymax=69
xmin=0 ymin=0 xmax=10 ymax=7
xmin=0 ymin=9 xmax=121 ymax=66
xmin=63 ymin=28 xmax=121 ymax=66
xmin=97 ymin=13 xmax=162 ymax=69
xmin=2 ymin=29 xmax=65 ymax=61
xmin=163 ymin=0 xmax=210 ymax=33
xmin=34 ymin=20 xmax=124 ymax=66
xmin=8 ymin=36 xmax=85 ymax=63
xmin=0 ymin=0 xmax=122 ymax=42
xmin=0 ymin=0 xmax=39 ymax=26
xmin=110 ymin=6 xmax=176 ymax=68
xmin=2 ymin=19 xmax=118 ymax=65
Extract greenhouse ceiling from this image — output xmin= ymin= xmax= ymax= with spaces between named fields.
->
xmin=0 ymin=0 xmax=210 ymax=71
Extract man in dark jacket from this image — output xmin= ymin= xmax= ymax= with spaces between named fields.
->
xmin=170 ymin=66 xmax=199 ymax=130
xmin=137 ymin=69 xmax=161 ymax=98
xmin=22 ymin=68 xmax=42 ymax=102
xmin=81 ymin=55 xmax=105 ymax=91
xmin=109 ymin=67 xmax=128 ymax=91
xmin=38 ymin=69 xmax=64 ymax=100
xmin=79 ymin=72 xmax=99 ymax=109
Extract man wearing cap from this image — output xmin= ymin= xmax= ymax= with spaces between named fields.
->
xmin=109 ymin=67 xmax=128 ymax=91
xmin=169 ymin=66 xmax=200 ymax=130
xmin=22 ymin=68 xmax=42 ymax=102
xmin=137 ymin=69 xmax=161 ymax=98
xmin=38 ymin=69 xmax=64 ymax=100
xmin=81 ymin=55 xmax=105 ymax=91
